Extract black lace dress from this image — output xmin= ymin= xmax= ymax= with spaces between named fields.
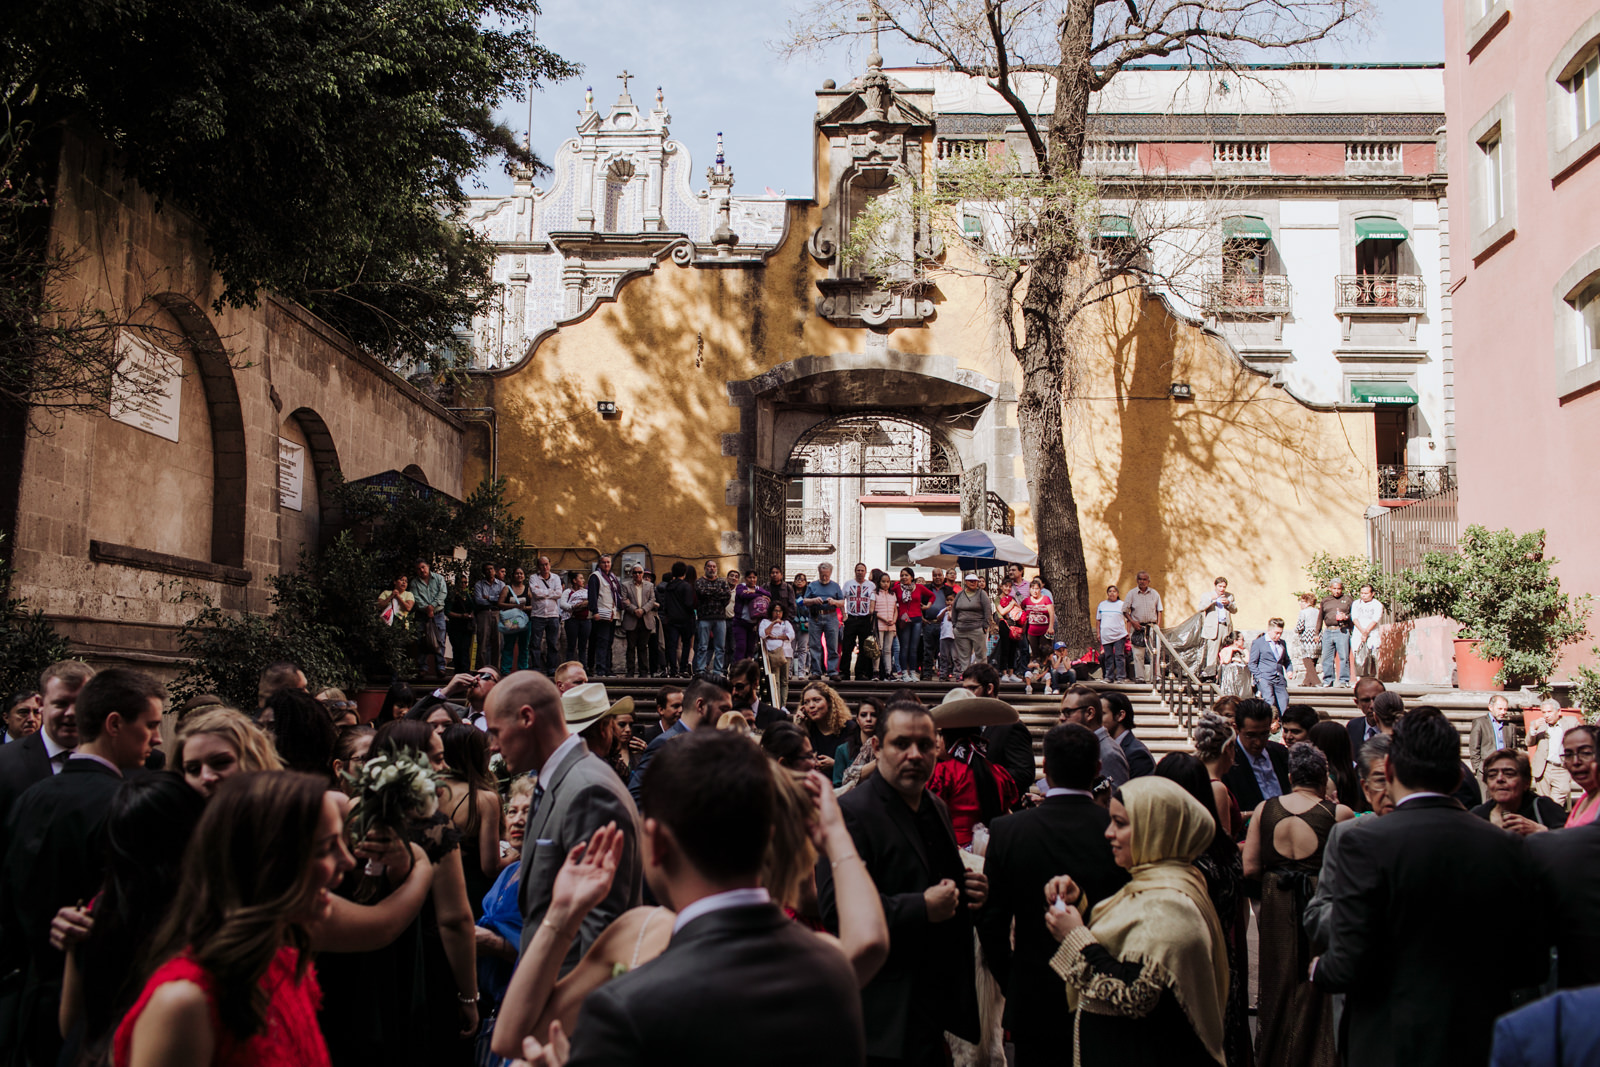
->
xmin=318 ymin=813 xmax=466 ymax=1067
xmin=1195 ymin=845 xmax=1252 ymax=1067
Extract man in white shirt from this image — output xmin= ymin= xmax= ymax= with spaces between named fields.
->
xmin=1350 ymin=583 xmax=1384 ymax=679
xmin=1123 ymin=571 xmax=1164 ymax=682
xmin=839 ymin=562 xmax=876 ymax=682
xmin=526 ymin=556 xmax=564 ymax=674
xmin=1095 ymin=585 xmax=1130 ymax=682
xmin=1530 ymin=699 xmax=1574 ymax=804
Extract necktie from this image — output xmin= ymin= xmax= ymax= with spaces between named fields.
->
xmin=50 ymin=749 xmax=69 ymax=775
xmin=530 ymin=781 xmax=545 ymax=817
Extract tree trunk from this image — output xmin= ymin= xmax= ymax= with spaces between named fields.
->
xmin=1012 ymin=2 xmax=1097 ymax=653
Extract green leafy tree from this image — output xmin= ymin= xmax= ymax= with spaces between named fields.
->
xmin=0 ymin=533 xmax=71 ymax=698
xmin=784 ymin=0 xmax=1364 ymax=649
xmin=1404 ymin=526 xmax=1591 ymax=688
xmin=2 ymin=0 xmax=577 ymax=387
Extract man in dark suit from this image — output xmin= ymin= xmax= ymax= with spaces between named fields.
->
xmin=1222 ymin=697 xmax=1290 ymax=813
xmin=0 ymin=660 xmax=92 ymax=828
xmin=1248 ymin=617 xmax=1292 ymax=715
xmin=729 ymin=659 xmax=788 ymax=731
xmin=1313 ymin=707 xmax=1545 ymax=1067
xmin=482 ymin=670 xmax=642 ymax=972
xmin=558 ymin=729 xmax=864 ymax=1067
xmin=964 ymin=663 xmax=1036 ymax=791
xmin=633 ymin=685 xmax=682 ymax=745
xmin=977 ymin=724 xmax=1128 ymax=1066
xmin=1346 ymin=677 xmax=1385 ymax=763
xmin=1469 ymin=695 xmax=1524 ymax=788
xmin=819 ymin=699 xmax=986 ymax=1066
xmin=1526 ymin=723 xmax=1600 ymax=990
xmin=0 ymin=666 xmax=165 ymax=1067
xmin=627 ymin=675 xmax=731 ymax=800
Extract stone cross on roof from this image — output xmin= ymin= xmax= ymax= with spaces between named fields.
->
xmin=616 ymin=69 xmax=634 ymax=100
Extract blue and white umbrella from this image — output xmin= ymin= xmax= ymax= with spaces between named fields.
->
xmin=906 ymin=529 xmax=1039 ymax=570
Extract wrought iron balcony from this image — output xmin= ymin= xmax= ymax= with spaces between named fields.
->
xmin=1201 ymin=274 xmax=1291 ymax=313
xmin=786 ymin=507 xmax=832 ymax=545
xmin=1377 ymin=464 xmax=1453 ymax=500
xmin=1335 ymin=274 xmax=1425 ymax=312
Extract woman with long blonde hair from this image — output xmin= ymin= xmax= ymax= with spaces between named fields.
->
xmin=173 ymin=708 xmax=284 ymax=799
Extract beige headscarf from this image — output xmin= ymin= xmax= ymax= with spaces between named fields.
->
xmin=1073 ymin=776 xmax=1229 ymax=1065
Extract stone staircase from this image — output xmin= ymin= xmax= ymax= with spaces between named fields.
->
xmin=583 ymin=675 xmax=1491 ymax=777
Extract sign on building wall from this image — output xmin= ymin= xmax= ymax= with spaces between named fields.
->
xmin=278 ymin=438 xmax=305 ymax=512
xmin=108 ymin=333 xmax=182 ymax=442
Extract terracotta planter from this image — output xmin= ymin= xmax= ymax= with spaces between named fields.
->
xmin=1453 ymin=638 xmax=1504 ymax=691
xmin=355 ymin=686 xmax=390 ymax=724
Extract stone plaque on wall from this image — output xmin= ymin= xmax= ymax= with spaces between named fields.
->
xmin=108 ymin=333 xmax=182 ymax=442
xmin=278 ymin=438 xmax=305 ymax=512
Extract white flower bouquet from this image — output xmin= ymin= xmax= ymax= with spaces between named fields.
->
xmin=344 ymin=748 xmax=440 ymax=876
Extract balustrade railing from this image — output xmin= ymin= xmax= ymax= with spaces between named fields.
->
xmin=785 ymin=507 xmax=831 ymax=545
xmin=1335 ymin=274 xmax=1425 ymax=311
xmin=1200 ymin=274 xmax=1292 ymax=312
xmin=1150 ymin=624 xmax=1214 ymax=734
xmin=1377 ymin=464 xmax=1453 ymax=500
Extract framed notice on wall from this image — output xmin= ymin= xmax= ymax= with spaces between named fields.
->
xmin=108 ymin=333 xmax=182 ymax=442
xmin=278 ymin=438 xmax=305 ymax=512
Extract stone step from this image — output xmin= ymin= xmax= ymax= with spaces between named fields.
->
xmin=584 ymin=675 xmax=1484 ymax=770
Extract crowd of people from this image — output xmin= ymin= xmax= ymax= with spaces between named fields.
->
xmin=0 ymin=642 xmax=1595 ymax=1067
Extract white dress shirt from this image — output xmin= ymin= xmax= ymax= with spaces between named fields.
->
xmin=671 ymin=887 xmax=772 ymax=934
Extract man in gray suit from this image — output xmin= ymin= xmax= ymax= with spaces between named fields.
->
xmin=1469 ymin=695 xmax=1524 ymax=789
xmin=484 ymin=671 xmax=642 ymax=972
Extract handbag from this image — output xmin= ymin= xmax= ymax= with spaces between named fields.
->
xmin=498 ymin=608 xmax=529 ymax=634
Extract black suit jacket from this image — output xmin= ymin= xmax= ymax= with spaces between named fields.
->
xmin=1221 ymin=738 xmax=1290 ymax=814
xmin=0 ymin=732 xmax=54 ymax=832
xmin=1346 ymin=715 xmax=1377 ymax=766
xmin=976 ymin=794 xmax=1128 ymax=1043
xmin=819 ymin=770 xmax=978 ymax=1059
xmin=1527 ymin=822 xmax=1600 ymax=989
xmin=0 ymin=758 xmax=125 ymax=1063
xmin=566 ymin=903 xmax=864 ymax=1067
xmin=984 ymin=722 xmax=1037 ymax=793
xmin=1313 ymin=796 xmax=1544 ymax=1067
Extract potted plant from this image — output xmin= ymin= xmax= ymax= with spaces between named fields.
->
xmin=1403 ymin=526 xmax=1591 ymax=691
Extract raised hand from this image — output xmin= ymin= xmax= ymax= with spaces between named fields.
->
xmin=547 ymin=822 xmax=624 ymax=927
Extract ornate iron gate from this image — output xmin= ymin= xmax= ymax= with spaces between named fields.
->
xmin=749 ymin=466 xmax=787 ymax=581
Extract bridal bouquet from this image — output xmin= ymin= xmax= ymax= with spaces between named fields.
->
xmin=344 ymin=748 xmax=440 ymax=876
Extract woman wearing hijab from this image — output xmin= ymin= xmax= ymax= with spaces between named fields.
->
xmin=1043 ymin=776 xmax=1229 ymax=1066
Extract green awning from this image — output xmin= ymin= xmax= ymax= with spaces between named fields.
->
xmin=1099 ymin=214 xmax=1135 ymax=239
xmin=1355 ymin=217 xmax=1409 ymax=242
xmin=1221 ymin=216 xmax=1271 ymax=239
xmin=1351 ymin=380 xmax=1419 ymax=405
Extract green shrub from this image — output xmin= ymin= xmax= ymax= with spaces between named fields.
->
xmin=1403 ymin=526 xmax=1591 ymax=688
xmin=0 ymin=533 xmax=72 ymax=698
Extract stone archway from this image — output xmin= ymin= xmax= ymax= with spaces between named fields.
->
xmin=151 ymin=293 xmax=247 ymax=568
xmin=727 ymin=351 xmax=1009 ymax=576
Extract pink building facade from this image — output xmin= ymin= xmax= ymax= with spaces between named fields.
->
xmin=1445 ymin=1 xmax=1600 ymax=677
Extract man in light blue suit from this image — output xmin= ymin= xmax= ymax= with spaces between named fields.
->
xmin=1249 ymin=617 xmax=1292 ymax=715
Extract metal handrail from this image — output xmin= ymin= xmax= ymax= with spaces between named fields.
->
xmin=1149 ymin=624 xmax=1215 ymax=735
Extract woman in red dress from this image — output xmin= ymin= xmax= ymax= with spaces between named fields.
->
xmin=114 ymin=771 xmax=355 ymax=1067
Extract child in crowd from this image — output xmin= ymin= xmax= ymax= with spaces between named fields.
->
xmin=1048 ymin=642 xmax=1076 ymax=692
xmin=1022 ymin=659 xmax=1049 ymax=695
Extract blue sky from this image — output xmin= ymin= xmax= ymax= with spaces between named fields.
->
xmin=471 ymin=0 xmax=1445 ymax=200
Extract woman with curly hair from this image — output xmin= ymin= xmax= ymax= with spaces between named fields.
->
xmin=173 ymin=708 xmax=284 ymax=799
xmin=113 ymin=772 xmax=355 ymax=1066
xmin=796 ymin=681 xmax=857 ymax=776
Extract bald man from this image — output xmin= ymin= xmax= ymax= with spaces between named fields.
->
xmin=485 ymin=671 xmax=641 ymax=971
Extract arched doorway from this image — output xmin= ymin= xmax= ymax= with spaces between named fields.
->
xmin=759 ymin=412 xmax=976 ymax=581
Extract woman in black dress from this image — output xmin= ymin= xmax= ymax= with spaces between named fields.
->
xmin=1044 ymin=776 xmax=1229 ymax=1066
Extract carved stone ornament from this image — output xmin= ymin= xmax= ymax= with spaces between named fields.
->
xmin=810 ymin=68 xmax=939 ymax=329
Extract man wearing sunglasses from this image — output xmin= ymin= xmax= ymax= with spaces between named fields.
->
xmin=412 ymin=667 xmax=501 ymax=730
